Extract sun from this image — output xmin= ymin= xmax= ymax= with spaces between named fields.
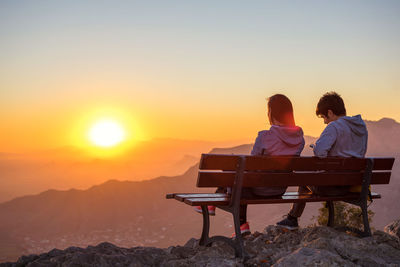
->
xmin=88 ymin=119 xmax=126 ymax=147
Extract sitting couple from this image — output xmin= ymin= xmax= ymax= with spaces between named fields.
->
xmin=196 ymin=91 xmax=368 ymax=235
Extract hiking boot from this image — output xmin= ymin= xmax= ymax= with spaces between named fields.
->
xmin=276 ymin=215 xmax=299 ymax=230
xmin=232 ymin=222 xmax=251 ymax=237
xmin=194 ymin=206 xmax=216 ymax=216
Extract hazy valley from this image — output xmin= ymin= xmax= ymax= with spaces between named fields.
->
xmin=0 ymin=118 xmax=399 ymax=262
xmin=0 ymin=138 xmax=241 ymax=203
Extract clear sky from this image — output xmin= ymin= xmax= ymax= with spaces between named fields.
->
xmin=1 ymin=0 xmax=399 ymax=152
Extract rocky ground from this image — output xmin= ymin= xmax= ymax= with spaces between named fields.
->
xmin=2 ymin=220 xmax=400 ymax=267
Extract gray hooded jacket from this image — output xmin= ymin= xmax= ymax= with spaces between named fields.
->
xmin=251 ymin=125 xmax=305 ymax=156
xmin=250 ymin=125 xmax=305 ymax=196
xmin=314 ymin=115 xmax=368 ymax=157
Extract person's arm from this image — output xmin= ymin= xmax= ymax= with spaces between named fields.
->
xmin=313 ymin=123 xmax=337 ymax=157
xmin=251 ymin=131 xmax=266 ymax=155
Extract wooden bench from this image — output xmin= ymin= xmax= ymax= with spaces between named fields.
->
xmin=166 ymin=154 xmax=395 ymax=258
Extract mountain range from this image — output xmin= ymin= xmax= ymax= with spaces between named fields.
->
xmin=0 ymin=118 xmax=399 ymax=262
xmin=0 ymin=138 xmax=241 ymax=203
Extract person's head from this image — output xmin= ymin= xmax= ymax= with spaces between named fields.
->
xmin=267 ymin=94 xmax=296 ymax=127
xmin=316 ymin=91 xmax=346 ymax=124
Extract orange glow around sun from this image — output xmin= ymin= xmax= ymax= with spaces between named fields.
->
xmin=68 ymin=107 xmax=146 ymax=157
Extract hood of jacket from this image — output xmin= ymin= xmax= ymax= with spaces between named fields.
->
xmin=269 ymin=125 xmax=305 ymax=147
xmin=336 ymin=115 xmax=367 ymax=136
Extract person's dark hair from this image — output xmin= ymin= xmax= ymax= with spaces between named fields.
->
xmin=316 ymin=91 xmax=346 ymax=117
xmin=268 ymin=94 xmax=296 ymax=127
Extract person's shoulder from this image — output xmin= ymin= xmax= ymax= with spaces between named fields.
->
xmin=324 ymin=121 xmax=339 ymax=130
xmin=256 ymin=128 xmax=279 ymax=141
xmin=257 ymin=130 xmax=268 ymax=135
xmin=255 ymin=130 xmax=269 ymax=139
xmin=257 ymin=128 xmax=275 ymax=136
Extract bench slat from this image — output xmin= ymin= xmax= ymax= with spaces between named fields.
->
xmin=199 ymin=154 xmax=395 ymax=171
xmin=182 ymin=192 xmax=381 ymax=206
xmin=174 ymin=193 xmax=227 ymax=201
xmin=199 ymin=154 xmax=239 ymax=170
xmin=197 ymin=171 xmax=391 ymax=187
xmin=184 ymin=197 xmax=230 ymax=206
xmin=244 ymin=192 xmax=381 ymax=204
xmin=373 ymin=158 xmax=395 ymax=170
xmin=245 ymin=157 xmax=363 ymax=171
xmin=245 ymin=157 xmax=395 ymax=171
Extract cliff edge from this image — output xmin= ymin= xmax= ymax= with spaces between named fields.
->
xmin=2 ymin=220 xmax=400 ymax=267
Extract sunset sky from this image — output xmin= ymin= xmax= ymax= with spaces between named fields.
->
xmin=1 ymin=0 xmax=399 ymax=152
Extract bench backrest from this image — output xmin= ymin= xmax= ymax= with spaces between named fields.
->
xmin=197 ymin=154 xmax=395 ymax=188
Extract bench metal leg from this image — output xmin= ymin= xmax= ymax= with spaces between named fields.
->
xmin=327 ymin=201 xmax=335 ymax=227
xmin=199 ymin=205 xmax=210 ymax=245
xmin=198 ymin=205 xmax=246 ymax=258
xmin=360 ymin=158 xmax=373 ymax=237
xmin=342 ymin=199 xmax=372 ymax=237
xmin=198 ymin=156 xmax=248 ymax=259
xmin=361 ymin=202 xmax=372 ymax=237
xmin=232 ymin=207 xmax=246 ymax=258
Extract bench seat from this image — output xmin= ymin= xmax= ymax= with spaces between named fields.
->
xmin=167 ymin=192 xmax=381 ymax=206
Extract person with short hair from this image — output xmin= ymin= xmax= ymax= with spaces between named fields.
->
xmin=277 ymin=91 xmax=368 ymax=230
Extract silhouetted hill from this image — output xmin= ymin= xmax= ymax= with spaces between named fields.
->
xmin=0 ymin=118 xmax=399 ymax=262
xmin=0 ymin=138 xmax=239 ymax=202
xmin=366 ymin=118 xmax=400 ymax=156
xmin=209 ymin=144 xmax=252 ymax=154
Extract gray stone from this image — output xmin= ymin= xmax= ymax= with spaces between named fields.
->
xmin=273 ymin=247 xmax=353 ymax=267
xmin=166 ymin=246 xmax=195 ymax=258
xmin=183 ymin=238 xmax=199 ymax=249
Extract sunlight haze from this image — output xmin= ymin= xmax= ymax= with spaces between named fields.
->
xmin=0 ymin=0 xmax=399 ymax=152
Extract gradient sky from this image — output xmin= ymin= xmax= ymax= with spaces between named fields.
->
xmin=1 ymin=0 xmax=399 ymax=152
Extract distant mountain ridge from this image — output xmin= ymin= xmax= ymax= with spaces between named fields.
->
xmin=0 ymin=138 xmax=240 ymax=203
xmin=0 ymin=117 xmax=399 ymax=262
xmin=365 ymin=118 xmax=400 ymax=156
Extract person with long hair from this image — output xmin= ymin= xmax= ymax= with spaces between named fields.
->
xmin=195 ymin=94 xmax=305 ymax=235
xmin=237 ymin=94 xmax=305 ymax=235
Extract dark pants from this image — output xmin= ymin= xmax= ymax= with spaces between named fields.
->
xmin=288 ymin=186 xmax=350 ymax=218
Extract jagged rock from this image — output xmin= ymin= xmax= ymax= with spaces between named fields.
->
xmin=385 ymin=219 xmax=400 ymax=239
xmin=166 ymin=246 xmax=196 ymax=258
xmin=274 ymin=247 xmax=352 ymax=267
xmin=183 ymin=238 xmax=199 ymax=249
xmin=2 ymin=225 xmax=400 ymax=267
